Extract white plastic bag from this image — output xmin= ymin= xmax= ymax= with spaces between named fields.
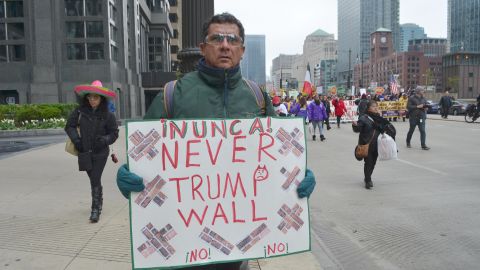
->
xmin=377 ymin=133 xmax=398 ymax=161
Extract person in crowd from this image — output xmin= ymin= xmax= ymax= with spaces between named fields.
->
xmin=439 ymin=90 xmax=453 ymax=119
xmin=321 ymin=95 xmax=332 ymax=130
xmin=65 ymin=80 xmax=119 ymax=223
xmin=406 ymin=86 xmax=430 ymax=150
xmin=356 ymin=94 xmax=369 ymax=116
xmin=476 ymin=93 xmax=480 ymax=118
xmin=352 ymin=100 xmax=391 ymax=189
xmin=273 ymin=96 xmax=288 ymax=116
xmin=290 ymin=96 xmax=308 ymax=123
xmin=307 ymin=95 xmax=328 ymax=141
xmin=332 ymin=96 xmax=347 ymax=128
xmin=115 ymin=13 xmax=316 ymax=270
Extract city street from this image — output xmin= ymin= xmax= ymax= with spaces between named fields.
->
xmin=0 ymin=117 xmax=479 ymax=269
xmin=308 ymin=118 xmax=480 ymax=269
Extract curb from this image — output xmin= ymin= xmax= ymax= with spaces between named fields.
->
xmin=0 ymin=141 xmax=31 ymax=152
xmin=0 ymin=128 xmax=66 ymax=138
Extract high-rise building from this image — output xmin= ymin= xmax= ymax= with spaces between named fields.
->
xmin=337 ymin=0 xmax=399 ymax=88
xmin=240 ymin=35 xmax=266 ymax=85
xmin=0 ymin=0 xmax=174 ymax=119
xmin=168 ymin=0 xmax=182 ymax=72
xmin=400 ymin=23 xmax=426 ymax=52
xmin=408 ymin=38 xmax=447 ymax=57
xmin=271 ymin=54 xmax=300 ymax=90
xmin=448 ymin=0 xmax=480 ymax=53
xmin=292 ymin=29 xmax=337 ymax=90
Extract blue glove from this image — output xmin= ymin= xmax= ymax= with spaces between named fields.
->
xmin=296 ymin=169 xmax=316 ymax=198
xmin=117 ymin=164 xmax=145 ymax=199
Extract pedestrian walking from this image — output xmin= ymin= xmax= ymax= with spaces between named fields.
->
xmin=332 ymin=96 xmax=347 ymax=128
xmin=356 ymin=94 xmax=369 ymax=116
xmin=290 ymin=96 xmax=308 ymax=123
xmin=65 ymin=80 xmax=119 ymax=223
xmin=115 ymin=13 xmax=316 ymax=270
xmin=439 ymin=90 xmax=452 ymax=119
xmin=406 ymin=86 xmax=430 ymax=150
xmin=352 ymin=100 xmax=392 ymax=189
xmin=321 ymin=95 xmax=332 ymax=130
xmin=307 ymin=95 xmax=328 ymax=141
xmin=272 ymin=96 xmax=288 ymax=116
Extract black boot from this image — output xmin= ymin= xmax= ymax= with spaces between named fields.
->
xmin=90 ymin=186 xmax=102 ymax=223
xmin=312 ymin=135 xmax=316 ymax=141
xmin=365 ymin=180 xmax=373 ymax=189
xmin=320 ymin=135 xmax=326 ymax=141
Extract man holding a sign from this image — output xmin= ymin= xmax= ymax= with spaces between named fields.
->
xmin=116 ymin=13 xmax=316 ymax=270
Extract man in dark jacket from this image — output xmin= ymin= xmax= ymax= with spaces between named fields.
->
xmin=439 ymin=90 xmax=452 ymax=119
xmin=116 ymin=13 xmax=316 ymax=270
xmin=321 ymin=95 xmax=332 ymax=130
xmin=406 ymin=87 xmax=430 ymax=150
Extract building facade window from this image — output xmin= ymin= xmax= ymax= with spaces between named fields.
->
xmin=66 ymin=43 xmax=85 ymax=60
xmin=87 ymin=43 xmax=104 ymax=59
xmin=0 ymin=23 xmax=4 ymax=39
xmin=7 ymin=23 xmax=24 ymax=40
xmin=86 ymin=21 xmax=103 ymax=37
xmin=148 ymin=36 xmax=164 ymax=71
xmin=65 ymin=0 xmax=84 ymax=16
xmin=8 ymin=44 xmax=24 ymax=61
xmin=0 ymin=45 xmax=6 ymax=61
xmin=6 ymin=0 xmax=23 ymax=17
xmin=66 ymin=21 xmax=84 ymax=38
xmin=85 ymin=0 xmax=102 ymax=16
xmin=0 ymin=1 xmax=4 ymax=18
xmin=110 ymin=44 xmax=118 ymax=62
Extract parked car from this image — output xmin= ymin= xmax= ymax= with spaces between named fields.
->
xmin=426 ymin=100 xmax=440 ymax=114
xmin=439 ymin=100 xmax=469 ymax=115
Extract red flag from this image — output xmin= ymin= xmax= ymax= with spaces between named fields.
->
xmin=303 ymin=64 xmax=313 ymax=96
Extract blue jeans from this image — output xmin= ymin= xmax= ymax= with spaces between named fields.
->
xmin=406 ymin=116 xmax=427 ymax=147
xmin=311 ymin=121 xmax=324 ymax=136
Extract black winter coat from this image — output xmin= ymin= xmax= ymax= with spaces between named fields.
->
xmin=353 ymin=113 xmax=394 ymax=153
xmin=65 ymin=106 xmax=119 ymax=158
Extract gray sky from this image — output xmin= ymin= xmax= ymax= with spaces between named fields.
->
xmin=214 ymin=0 xmax=448 ymax=78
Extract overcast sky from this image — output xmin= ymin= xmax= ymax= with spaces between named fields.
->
xmin=214 ymin=0 xmax=448 ymax=77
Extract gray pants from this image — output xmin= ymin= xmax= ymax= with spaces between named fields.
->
xmin=406 ymin=116 xmax=427 ymax=147
xmin=311 ymin=121 xmax=324 ymax=136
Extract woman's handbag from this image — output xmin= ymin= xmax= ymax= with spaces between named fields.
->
xmin=65 ymin=111 xmax=81 ymax=156
xmin=354 ymin=131 xmax=375 ymax=160
xmin=65 ymin=139 xmax=78 ymax=156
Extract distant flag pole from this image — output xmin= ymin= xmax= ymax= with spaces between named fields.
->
xmin=302 ymin=63 xmax=313 ymax=96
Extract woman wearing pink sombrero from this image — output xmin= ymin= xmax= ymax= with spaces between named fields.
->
xmin=65 ymin=80 xmax=119 ymax=223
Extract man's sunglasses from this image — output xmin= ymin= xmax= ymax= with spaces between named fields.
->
xmin=205 ymin=33 xmax=243 ymax=47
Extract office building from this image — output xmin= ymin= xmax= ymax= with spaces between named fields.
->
xmin=448 ymin=0 xmax=480 ymax=53
xmin=354 ymin=29 xmax=443 ymax=93
xmin=271 ymin=54 xmax=299 ymax=90
xmin=240 ymin=35 xmax=266 ymax=85
xmin=443 ymin=52 xmax=480 ymax=98
xmin=408 ymin=38 xmax=447 ymax=57
xmin=0 ymin=0 xmax=175 ymax=119
xmin=337 ymin=0 xmax=399 ymax=88
xmin=399 ymin=23 xmax=426 ymax=52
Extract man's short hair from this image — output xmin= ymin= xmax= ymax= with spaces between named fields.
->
xmin=202 ymin=12 xmax=245 ymax=44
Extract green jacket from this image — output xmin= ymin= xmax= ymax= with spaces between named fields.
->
xmin=145 ymin=58 xmax=275 ymax=119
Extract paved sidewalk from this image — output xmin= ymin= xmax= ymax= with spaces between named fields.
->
xmin=0 ymin=127 xmax=321 ymax=270
xmin=426 ymin=114 xmax=466 ymax=122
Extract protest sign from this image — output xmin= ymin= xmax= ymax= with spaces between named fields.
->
xmin=377 ymin=100 xmax=407 ymax=118
xmin=127 ymin=117 xmax=310 ymax=269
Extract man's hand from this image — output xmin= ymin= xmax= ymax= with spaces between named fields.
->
xmin=417 ymin=104 xmax=424 ymax=109
xmin=73 ymin=139 xmax=83 ymax=153
xmin=117 ymin=164 xmax=145 ymax=199
xmin=297 ymin=169 xmax=316 ymax=199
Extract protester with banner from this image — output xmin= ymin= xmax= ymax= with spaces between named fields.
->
xmin=116 ymin=13 xmax=316 ymax=270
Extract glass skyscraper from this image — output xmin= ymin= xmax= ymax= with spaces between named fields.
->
xmin=448 ymin=0 xmax=480 ymax=53
xmin=240 ymin=35 xmax=266 ymax=85
xmin=337 ymin=0 xmax=399 ymax=86
xmin=400 ymin=23 xmax=426 ymax=52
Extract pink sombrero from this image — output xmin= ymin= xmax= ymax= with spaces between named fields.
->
xmin=74 ymin=80 xmax=116 ymax=99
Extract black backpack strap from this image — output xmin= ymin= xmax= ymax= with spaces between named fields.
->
xmin=243 ymin=79 xmax=266 ymax=115
xmin=163 ymin=80 xmax=177 ymax=118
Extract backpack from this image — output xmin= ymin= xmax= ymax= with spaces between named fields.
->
xmin=163 ymin=79 xmax=266 ymax=118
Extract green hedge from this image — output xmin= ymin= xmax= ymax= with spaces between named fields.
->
xmin=0 ymin=103 xmax=78 ymax=125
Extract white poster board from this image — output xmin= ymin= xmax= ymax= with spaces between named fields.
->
xmin=127 ymin=117 xmax=310 ymax=269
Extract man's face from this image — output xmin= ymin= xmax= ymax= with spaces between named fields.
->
xmin=200 ymin=23 xmax=245 ymax=69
